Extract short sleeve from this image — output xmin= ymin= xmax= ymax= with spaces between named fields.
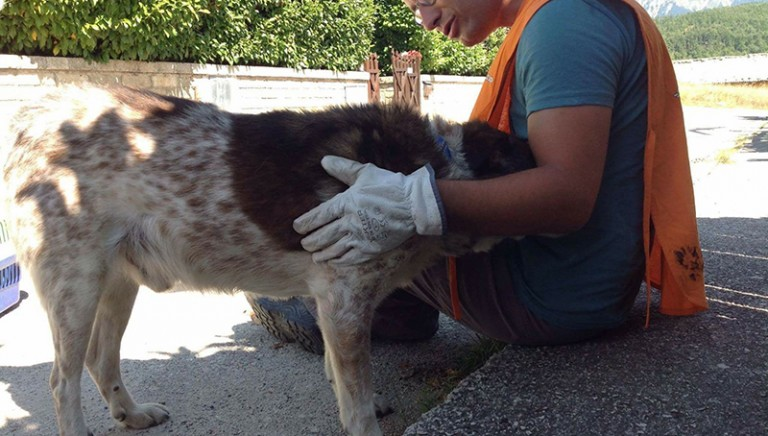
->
xmin=515 ymin=0 xmax=635 ymax=116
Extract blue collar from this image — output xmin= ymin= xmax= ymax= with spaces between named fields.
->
xmin=435 ymin=135 xmax=452 ymax=161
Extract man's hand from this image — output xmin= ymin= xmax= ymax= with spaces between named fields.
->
xmin=293 ymin=156 xmax=445 ymax=265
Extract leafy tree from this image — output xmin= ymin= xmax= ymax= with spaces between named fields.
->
xmin=244 ymin=0 xmax=375 ymax=70
xmin=656 ymin=3 xmax=768 ymax=60
xmin=0 ymin=0 xmax=376 ymax=71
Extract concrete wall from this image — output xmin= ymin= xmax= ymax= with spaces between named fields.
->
xmin=0 ymin=55 xmax=370 ymax=122
xmin=420 ymin=74 xmax=485 ymax=121
xmin=0 ymin=54 xmax=486 ymax=123
xmin=1 ymin=53 xmax=765 ymax=125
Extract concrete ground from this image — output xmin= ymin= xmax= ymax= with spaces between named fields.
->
xmin=1 ymin=106 xmax=766 ymax=436
xmin=0 ymin=281 xmax=483 ymax=435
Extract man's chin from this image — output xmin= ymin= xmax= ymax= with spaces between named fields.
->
xmin=459 ymin=36 xmax=482 ymax=47
xmin=457 ymin=29 xmax=492 ymax=47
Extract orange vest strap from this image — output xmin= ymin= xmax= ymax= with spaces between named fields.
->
xmin=468 ymin=0 xmax=707 ymax=321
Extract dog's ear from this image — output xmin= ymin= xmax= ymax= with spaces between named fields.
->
xmin=460 ymin=121 xmax=535 ymax=178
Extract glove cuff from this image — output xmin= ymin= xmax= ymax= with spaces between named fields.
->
xmin=411 ymin=165 xmax=446 ymax=236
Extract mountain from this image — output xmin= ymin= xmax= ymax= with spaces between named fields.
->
xmin=639 ymin=0 xmax=768 ymax=17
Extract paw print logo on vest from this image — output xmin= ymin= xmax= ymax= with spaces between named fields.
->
xmin=674 ymin=246 xmax=703 ymax=282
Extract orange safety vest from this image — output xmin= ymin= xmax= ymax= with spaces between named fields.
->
xmin=468 ymin=0 xmax=708 ymax=325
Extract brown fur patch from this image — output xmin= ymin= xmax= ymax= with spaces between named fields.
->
xmin=226 ymin=105 xmax=451 ymax=250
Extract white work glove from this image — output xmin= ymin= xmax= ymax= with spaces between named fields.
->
xmin=293 ymin=155 xmax=445 ymax=265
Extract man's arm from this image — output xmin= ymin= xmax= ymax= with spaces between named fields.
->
xmin=437 ymin=105 xmax=611 ymax=236
xmin=293 ymin=105 xmax=612 ymax=264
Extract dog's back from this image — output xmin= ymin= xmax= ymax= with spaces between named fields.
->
xmin=2 ymin=85 xmax=459 ymax=297
xmin=6 ymin=89 xmax=210 ymax=289
xmin=3 ymin=86 xmax=309 ymax=297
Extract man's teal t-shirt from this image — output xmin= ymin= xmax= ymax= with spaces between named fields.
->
xmin=498 ymin=0 xmax=649 ymax=330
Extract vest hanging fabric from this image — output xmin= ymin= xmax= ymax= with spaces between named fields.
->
xmin=469 ymin=0 xmax=707 ymax=323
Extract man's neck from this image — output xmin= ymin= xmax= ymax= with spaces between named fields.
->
xmin=501 ymin=0 xmax=529 ymax=26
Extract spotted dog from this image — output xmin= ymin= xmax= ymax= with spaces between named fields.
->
xmin=1 ymin=85 xmax=532 ymax=436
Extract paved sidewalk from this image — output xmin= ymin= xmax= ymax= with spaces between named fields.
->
xmin=0 ymin=284 xmax=484 ymax=435
xmin=405 ymin=107 xmax=768 ymax=435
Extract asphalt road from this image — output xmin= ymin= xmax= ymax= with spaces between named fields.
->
xmin=1 ymin=106 xmax=766 ymax=436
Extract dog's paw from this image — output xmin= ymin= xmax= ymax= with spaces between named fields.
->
xmin=115 ymin=402 xmax=170 ymax=429
xmin=373 ymin=393 xmax=393 ymax=418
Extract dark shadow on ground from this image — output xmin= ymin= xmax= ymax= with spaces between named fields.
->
xmin=738 ymin=115 xmax=768 ymax=122
xmin=0 ymin=291 xmax=28 ymax=320
xmin=0 ymin=321 xmax=339 ymax=435
xmin=743 ymin=126 xmax=768 ymax=159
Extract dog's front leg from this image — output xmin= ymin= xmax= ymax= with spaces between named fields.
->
xmin=314 ymin=281 xmax=382 ymax=436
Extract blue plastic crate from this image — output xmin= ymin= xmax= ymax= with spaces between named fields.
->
xmin=0 ymin=220 xmax=21 ymax=314
xmin=0 ymin=254 xmax=20 ymax=313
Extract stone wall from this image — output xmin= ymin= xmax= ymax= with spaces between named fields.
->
xmin=420 ymin=74 xmax=485 ymax=121
xmin=0 ymin=54 xmax=487 ymax=122
xmin=0 ymin=55 xmax=370 ymax=121
xmin=1 ymin=53 xmax=765 ymax=125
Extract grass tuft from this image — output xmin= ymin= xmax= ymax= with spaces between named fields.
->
xmin=679 ymin=81 xmax=768 ymax=110
xmin=417 ymin=336 xmax=506 ymax=413
xmin=713 ymin=133 xmax=759 ymax=164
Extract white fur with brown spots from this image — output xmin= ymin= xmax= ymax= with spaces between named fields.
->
xmin=1 ymin=85 xmax=532 ymax=436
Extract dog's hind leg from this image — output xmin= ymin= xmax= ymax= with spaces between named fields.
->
xmin=314 ymin=279 xmax=382 ymax=436
xmin=85 ymin=274 xmax=170 ymax=430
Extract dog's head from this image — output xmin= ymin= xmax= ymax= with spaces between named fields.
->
xmin=428 ymin=115 xmax=535 ymax=180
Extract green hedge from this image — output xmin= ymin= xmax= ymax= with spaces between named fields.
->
xmin=0 ymin=0 xmax=504 ymax=75
xmin=0 ymin=0 xmax=375 ymax=71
